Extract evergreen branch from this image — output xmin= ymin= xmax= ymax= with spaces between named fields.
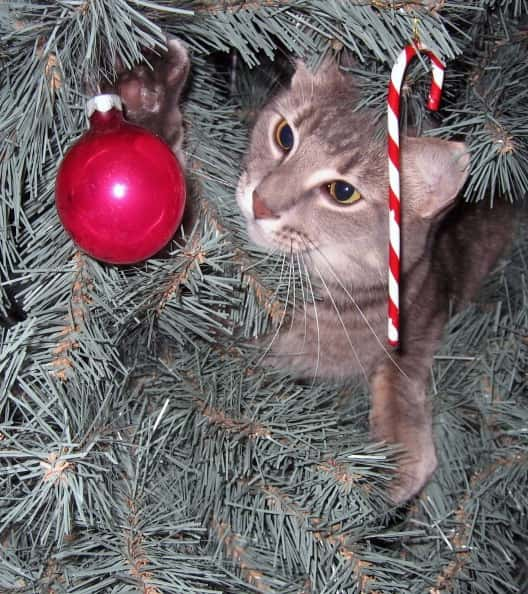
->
xmin=195 ymin=0 xmax=290 ymax=13
xmin=174 ymin=0 xmax=468 ymax=67
xmin=257 ymin=484 xmax=375 ymax=593
xmin=157 ymin=234 xmax=207 ymax=314
xmin=431 ymin=19 xmax=528 ymax=203
xmin=51 ymin=252 xmax=91 ymax=382
xmin=214 ymin=465 xmax=399 ymax=593
xmin=200 ymin=200 xmax=286 ymax=322
xmin=12 ymin=228 xmax=127 ymax=385
xmin=194 ymin=0 xmax=454 ymax=15
xmin=195 ymin=396 xmax=272 ymax=439
xmin=124 ymin=495 xmax=163 ymax=594
xmin=431 ymin=451 xmax=528 ymax=593
xmin=129 ymin=0 xmax=194 ymax=16
xmin=0 ymin=318 xmax=33 ymax=400
xmin=2 ymin=1 xmax=528 ymax=591
xmin=212 ymin=519 xmax=273 ymax=593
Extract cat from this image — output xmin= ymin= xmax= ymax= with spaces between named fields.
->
xmin=110 ymin=46 xmax=513 ymax=503
xmin=236 ymin=59 xmax=514 ymax=503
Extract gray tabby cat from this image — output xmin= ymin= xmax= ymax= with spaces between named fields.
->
xmin=236 ymin=59 xmax=513 ymax=502
xmin=113 ymin=47 xmax=512 ymax=502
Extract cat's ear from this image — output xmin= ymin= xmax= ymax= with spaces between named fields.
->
xmin=290 ymin=57 xmax=343 ymax=89
xmin=337 ymin=48 xmax=357 ymax=70
xmin=403 ymin=137 xmax=469 ymax=219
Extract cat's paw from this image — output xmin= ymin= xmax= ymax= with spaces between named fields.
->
xmin=369 ymin=406 xmax=438 ymax=503
xmin=115 ymin=39 xmax=188 ymax=118
xmin=389 ymin=446 xmax=438 ymax=504
xmin=369 ymin=366 xmax=438 ymax=504
xmin=107 ymin=38 xmax=190 ymax=162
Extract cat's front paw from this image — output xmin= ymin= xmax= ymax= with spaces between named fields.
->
xmin=369 ymin=364 xmax=438 ymax=504
xmin=108 ymin=38 xmax=190 ymax=162
xmin=389 ymin=446 xmax=438 ymax=504
xmin=116 ymin=40 xmax=188 ymax=115
xmin=370 ymin=418 xmax=438 ymax=504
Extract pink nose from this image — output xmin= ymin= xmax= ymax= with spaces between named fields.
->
xmin=253 ymin=191 xmax=279 ymax=220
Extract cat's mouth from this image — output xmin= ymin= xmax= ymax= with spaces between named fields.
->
xmin=247 ymin=213 xmax=313 ymax=254
xmin=272 ymin=225 xmax=311 ymax=253
xmin=247 ymin=218 xmax=310 ymax=253
xmin=237 ymin=176 xmax=313 ymax=254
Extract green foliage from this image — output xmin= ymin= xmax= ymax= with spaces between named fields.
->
xmin=1 ymin=1 xmax=527 ymax=592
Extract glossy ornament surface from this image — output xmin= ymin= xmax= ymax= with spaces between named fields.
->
xmin=55 ymin=95 xmax=186 ymax=264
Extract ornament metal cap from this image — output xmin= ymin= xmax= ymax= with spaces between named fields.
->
xmin=86 ymin=94 xmax=123 ymax=118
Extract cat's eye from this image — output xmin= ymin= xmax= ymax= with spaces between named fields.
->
xmin=275 ymin=119 xmax=294 ymax=151
xmin=327 ymin=180 xmax=362 ymax=205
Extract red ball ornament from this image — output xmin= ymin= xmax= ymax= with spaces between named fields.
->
xmin=55 ymin=94 xmax=186 ymax=264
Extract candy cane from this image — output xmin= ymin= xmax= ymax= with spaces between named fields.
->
xmin=387 ymin=42 xmax=445 ymax=347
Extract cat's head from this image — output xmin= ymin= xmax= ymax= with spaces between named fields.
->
xmin=237 ymin=59 xmax=469 ymax=286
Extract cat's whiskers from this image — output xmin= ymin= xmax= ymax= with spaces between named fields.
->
xmin=288 ymin=241 xmax=297 ymax=332
xmin=304 ymin=241 xmax=370 ymax=386
xmin=295 ymin=250 xmax=309 ymax=343
xmin=241 ymin=245 xmax=282 ymax=274
xmin=256 ymin=250 xmax=294 ymax=366
xmin=305 ymin=238 xmax=409 ymax=380
xmin=299 ymin=250 xmax=321 ymax=386
xmin=273 ymin=226 xmax=307 ymax=253
xmin=269 ymin=230 xmax=322 ymax=383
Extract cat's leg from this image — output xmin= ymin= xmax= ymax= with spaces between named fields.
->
xmin=104 ymin=38 xmax=189 ymax=164
xmin=369 ymin=355 xmax=438 ymax=504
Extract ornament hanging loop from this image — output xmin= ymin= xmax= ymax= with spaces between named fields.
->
xmin=386 ymin=42 xmax=445 ymax=347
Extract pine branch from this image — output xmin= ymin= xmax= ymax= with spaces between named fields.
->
xmin=2 ymin=2 xmax=528 ymax=592
xmin=124 ymin=495 xmax=167 ymax=594
xmin=50 ymin=252 xmax=91 ymax=382
xmin=431 ymin=452 xmax=528 ymax=594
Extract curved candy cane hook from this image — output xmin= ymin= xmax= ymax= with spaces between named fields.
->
xmin=387 ymin=42 xmax=445 ymax=347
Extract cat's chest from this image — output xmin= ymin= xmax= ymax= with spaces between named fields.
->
xmin=271 ymin=292 xmax=388 ymax=381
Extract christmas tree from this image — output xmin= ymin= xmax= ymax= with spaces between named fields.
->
xmin=1 ymin=1 xmax=527 ymax=592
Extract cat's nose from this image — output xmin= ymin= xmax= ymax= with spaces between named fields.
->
xmin=252 ymin=191 xmax=279 ymax=220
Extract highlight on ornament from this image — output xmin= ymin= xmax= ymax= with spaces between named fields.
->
xmin=55 ymin=94 xmax=186 ymax=265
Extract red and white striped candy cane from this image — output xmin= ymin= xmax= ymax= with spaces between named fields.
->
xmin=387 ymin=42 xmax=445 ymax=347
